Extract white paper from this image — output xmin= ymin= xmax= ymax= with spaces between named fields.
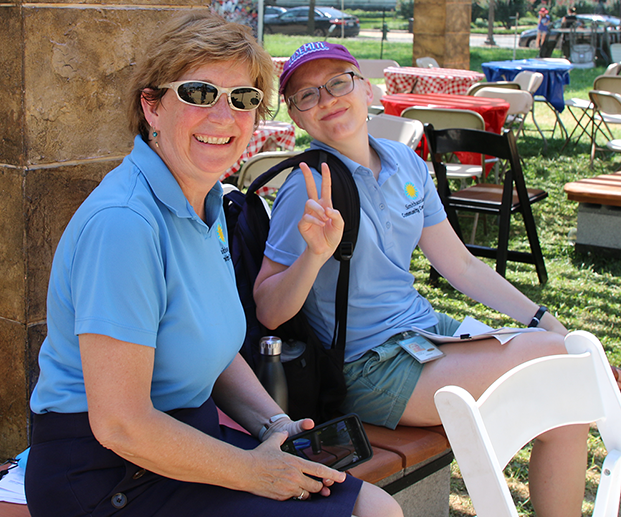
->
xmin=410 ymin=316 xmax=545 ymax=345
xmin=0 ymin=465 xmax=27 ymax=505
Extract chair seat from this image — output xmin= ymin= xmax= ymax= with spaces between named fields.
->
xmin=607 ymin=139 xmax=621 ymax=152
xmin=450 ymin=183 xmax=548 ymax=211
xmin=426 ymin=161 xmax=483 ymax=180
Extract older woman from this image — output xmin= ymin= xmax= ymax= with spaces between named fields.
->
xmin=254 ymin=42 xmax=591 ymax=517
xmin=24 ymin=14 xmax=401 ymax=517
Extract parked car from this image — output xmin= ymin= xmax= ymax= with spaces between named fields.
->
xmin=519 ymin=14 xmax=621 ymax=48
xmin=264 ymin=5 xmax=287 ymax=19
xmin=264 ymin=6 xmax=360 ymax=37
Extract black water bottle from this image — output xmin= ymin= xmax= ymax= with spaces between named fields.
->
xmin=256 ymin=336 xmax=288 ymax=411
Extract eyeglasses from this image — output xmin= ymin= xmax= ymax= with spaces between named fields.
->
xmin=288 ymin=71 xmax=363 ymax=112
xmin=158 ymin=81 xmax=264 ymax=111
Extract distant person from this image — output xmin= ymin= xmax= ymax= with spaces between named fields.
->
xmin=561 ymin=6 xmax=578 ymax=28
xmin=561 ymin=7 xmax=579 ymax=57
xmin=536 ymin=7 xmax=551 ymax=48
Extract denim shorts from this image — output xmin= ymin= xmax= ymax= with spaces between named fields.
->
xmin=340 ymin=313 xmax=461 ymax=429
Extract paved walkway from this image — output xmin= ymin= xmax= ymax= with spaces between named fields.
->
xmin=357 ymin=29 xmax=520 ymax=49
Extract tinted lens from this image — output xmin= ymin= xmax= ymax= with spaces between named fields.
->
xmin=230 ymin=87 xmax=263 ymax=110
xmin=177 ymin=82 xmax=218 ymax=106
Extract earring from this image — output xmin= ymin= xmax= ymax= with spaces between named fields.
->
xmin=152 ymin=131 xmax=159 ymax=148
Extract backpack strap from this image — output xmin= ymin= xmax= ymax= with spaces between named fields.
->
xmin=246 ymin=150 xmax=360 ymax=354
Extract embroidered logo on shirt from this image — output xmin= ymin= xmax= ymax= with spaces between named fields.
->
xmin=217 ymin=224 xmax=231 ymax=262
xmin=402 ymin=182 xmax=423 ymax=218
xmin=404 ymin=182 xmax=419 ymax=200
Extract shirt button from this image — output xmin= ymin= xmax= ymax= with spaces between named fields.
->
xmin=386 ymin=221 xmax=391 ymax=229
xmin=133 ymin=468 xmax=146 ymax=479
xmin=379 ymin=203 xmax=385 ymax=210
xmin=111 ymin=493 xmax=127 ymax=509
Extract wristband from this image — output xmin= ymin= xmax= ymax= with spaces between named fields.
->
xmin=528 ymin=306 xmax=548 ymax=328
xmin=258 ymin=413 xmax=289 ymax=441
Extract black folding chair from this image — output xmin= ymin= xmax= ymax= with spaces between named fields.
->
xmin=425 ymin=124 xmax=549 ymax=285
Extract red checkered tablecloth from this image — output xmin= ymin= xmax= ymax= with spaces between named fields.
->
xmin=272 ymin=57 xmax=289 ymax=78
xmin=384 ymin=67 xmax=485 ymax=96
xmin=222 ymin=120 xmax=296 ymax=181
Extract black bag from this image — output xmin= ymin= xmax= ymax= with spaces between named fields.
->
xmin=223 ymin=150 xmax=360 ymax=423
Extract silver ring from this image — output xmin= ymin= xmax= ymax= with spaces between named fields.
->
xmin=295 ymin=489 xmax=305 ymax=500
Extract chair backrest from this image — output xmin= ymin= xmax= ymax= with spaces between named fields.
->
xmin=370 ymin=83 xmax=385 ymax=106
xmin=593 ymin=75 xmax=621 ymax=95
xmin=401 ymin=106 xmax=485 ymax=131
xmin=466 ymin=81 xmax=521 ymax=96
xmin=237 ymin=150 xmax=300 ymax=190
xmin=416 ymin=56 xmax=440 ymax=68
xmin=512 ymin=71 xmax=544 ymax=94
xmin=357 ymin=59 xmax=399 ymax=79
xmin=473 ymin=87 xmax=533 ymax=115
xmin=367 ymin=114 xmax=424 ymax=150
xmin=434 ymin=330 xmax=621 ymax=517
xmin=604 ymin=62 xmax=621 ymax=76
xmin=589 ymin=89 xmax=621 ymax=116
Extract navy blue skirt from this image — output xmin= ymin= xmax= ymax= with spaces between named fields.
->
xmin=25 ymin=398 xmax=362 ymax=517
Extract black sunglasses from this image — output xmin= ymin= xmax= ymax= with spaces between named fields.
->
xmin=158 ymin=80 xmax=263 ymax=111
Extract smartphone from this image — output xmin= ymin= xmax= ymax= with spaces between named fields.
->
xmin=281 ymin=413 xmax=373 ymax=471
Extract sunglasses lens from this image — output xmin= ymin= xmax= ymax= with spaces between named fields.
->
xmin=177 ymin=82 xmax=218 ymax=106
xmin=230 ymin=88 xmax=263 ymax=111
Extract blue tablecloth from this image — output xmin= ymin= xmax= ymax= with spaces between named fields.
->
xmin=481 ymin=59 xmax=573 ymax=112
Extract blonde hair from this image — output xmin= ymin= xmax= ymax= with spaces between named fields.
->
xmin=127 ymin=11 xmax=274 ymax=140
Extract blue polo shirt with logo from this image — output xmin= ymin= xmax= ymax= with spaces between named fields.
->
xmin=265 ymin=136 xmax=446 ymax=362
xmin=31 ymin=135 xmax=245 ymax=414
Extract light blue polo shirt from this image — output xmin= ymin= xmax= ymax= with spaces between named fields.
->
xmin=31 ymin=135 xmax=245 ymax=414
xmin=265 ymin=136 xmax=446 ymax=362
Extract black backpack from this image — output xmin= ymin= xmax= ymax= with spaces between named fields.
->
xmin=223 ymin=149 xmax=360 ymax=423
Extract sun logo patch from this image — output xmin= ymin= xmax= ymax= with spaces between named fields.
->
xmin=217 ymin=224 xmax=226 ymax=244
xmin=404 ymin=182 xmax=419 ymax=200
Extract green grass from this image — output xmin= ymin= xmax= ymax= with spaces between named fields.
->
xmin=265 ymin=39 xmax=621 ymax=515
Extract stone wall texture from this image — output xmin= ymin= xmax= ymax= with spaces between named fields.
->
xmin=0 ymin=1 xmax=211 ymax=460
xmin=413 ymin=0 xmax=471 ymax=69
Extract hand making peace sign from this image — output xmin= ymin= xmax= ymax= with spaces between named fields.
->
xmin=297 ymin=162 xmax=345 ymax=262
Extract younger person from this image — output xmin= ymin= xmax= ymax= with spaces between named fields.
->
xmin=254 ymin=42 xmax=590 ymax=517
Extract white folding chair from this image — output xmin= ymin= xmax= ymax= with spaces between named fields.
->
xmin=473 ymin=87 xmax=533 ymax=140
xmin=589 ymin=90 xmax=621 ymax=167
xmin=369 ymin=83 xmax=386 ymax=115
xmin=237 ymin=150 xmax=299 ymax=193
xmin=401 ymin=106 xmax=489 ymax=185
xmin=466 ymin=82 xmax=520 ymax=96
xmin=358 ymin=59 xmax=399 ymax=115
xmin=435 ymin=330 xmax=621 ymax=517
xmin=367 ymin=113 xmax=424 ymax=151
xmin=511 ymin=71 xmax=555 ymax=148
xmin=416 ymin=56 xmax=439 ymax=68
xmin=604 ymin=63 xmax=621 ymax=76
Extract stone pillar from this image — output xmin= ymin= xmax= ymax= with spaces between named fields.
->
xmin=0 ymin=1 xmax=206 ymax=459
xmin=412 ymin=0 xmax=471 ymax=69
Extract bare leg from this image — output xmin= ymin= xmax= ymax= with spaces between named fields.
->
xmin=398 ymin=331 xmax=586 ymax=516
xmin=352 ymin=481 xmax=403 ymax=517
xmin=400 ymin=331 xmax=567 ymax=427
xmin=529 ymin=424 xmax=588 ymax=517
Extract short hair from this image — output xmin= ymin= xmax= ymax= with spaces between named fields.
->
xmin=127 ymin=10 xmax=274 ymax=140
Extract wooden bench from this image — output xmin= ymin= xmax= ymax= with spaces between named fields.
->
xmin=0 ymin=418 xmax=453 ymax=517
xmin=219 ymin=411 xmax=453 ymax=517
xmin=564 ymin=172 xmax=621 ymax=254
